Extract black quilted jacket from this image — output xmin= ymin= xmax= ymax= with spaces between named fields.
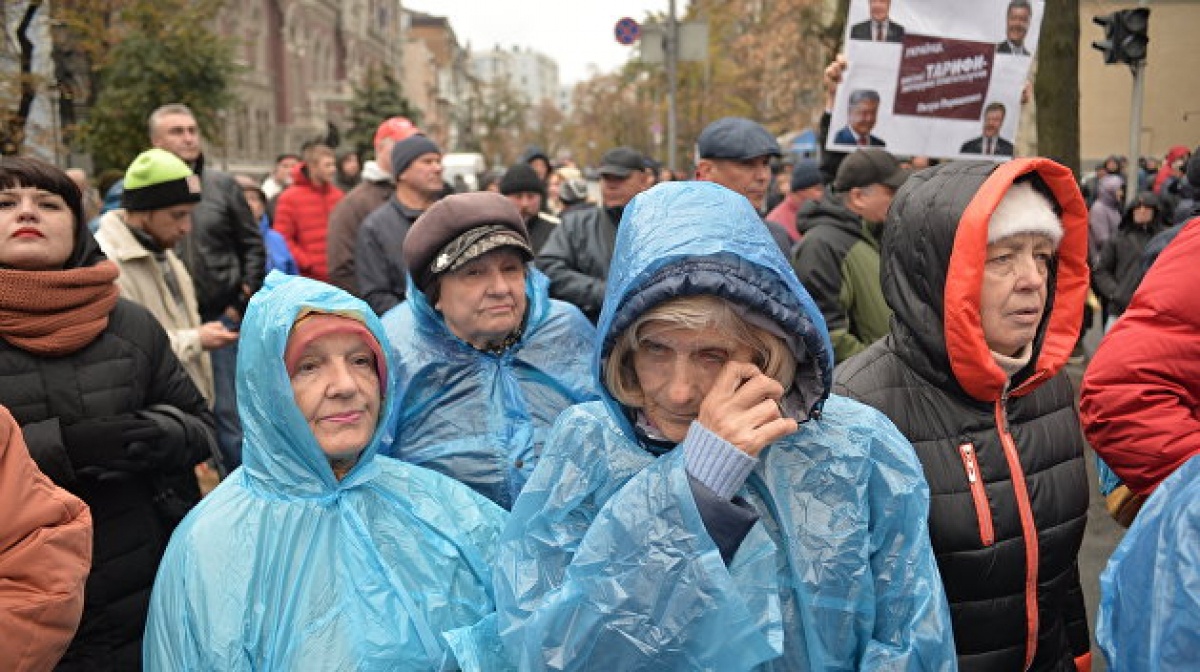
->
xmin=835 ymin=160 xmax=1092 ymax=671
xmin=0 ymin=297 xmax=215 ymax=671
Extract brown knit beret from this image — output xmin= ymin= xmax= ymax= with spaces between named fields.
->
xmin=403 ymin=191 xmax=532 ymax=292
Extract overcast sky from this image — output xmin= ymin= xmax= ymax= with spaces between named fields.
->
xmin=404 ymin=1 xmax=675 ymax=86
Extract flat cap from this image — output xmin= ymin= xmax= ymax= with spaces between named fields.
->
xmin=697 ymin=117 xmax=781 ymax=160
xmin=598 ymin=147 xmax=646 ymax=177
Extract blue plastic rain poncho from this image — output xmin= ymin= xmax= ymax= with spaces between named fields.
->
xmin=492 ymin=182 xmax=956 ymax=670
xmin=143 ymin=272 xmax=510 ymax=670
xmin=381 ymin=270 xmax=599 ymax=509
xmin=1097 ymin=454 xmax=1200 ymax=671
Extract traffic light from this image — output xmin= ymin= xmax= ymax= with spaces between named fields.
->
xmin=1092 ymin=8 xmax=1150 ymax=65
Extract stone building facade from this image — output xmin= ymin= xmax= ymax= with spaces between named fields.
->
xmin=209 ymin=0 xmax=408 ymax=175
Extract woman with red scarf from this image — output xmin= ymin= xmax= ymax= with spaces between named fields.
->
xmin=0 ymin=157 xmax=215 ymax=671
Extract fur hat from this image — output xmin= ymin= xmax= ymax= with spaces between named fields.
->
xmin=988 ymin=181 xmax=1063 ymax=246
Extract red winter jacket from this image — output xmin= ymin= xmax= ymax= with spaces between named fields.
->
xmin=273 ymin=163 xmax=343 ymax=281
xmin=1081 ymin=217 xmax=1200 ymax=495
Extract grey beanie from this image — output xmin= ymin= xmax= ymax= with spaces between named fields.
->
xmin=391 ymin=135 xmax=441 ymax=179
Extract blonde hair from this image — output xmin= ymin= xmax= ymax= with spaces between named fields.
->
xmin=603 ymin=295 xmax=796 ymax=409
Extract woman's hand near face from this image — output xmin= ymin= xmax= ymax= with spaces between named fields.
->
xmin=697 ymin=361 xmax=797 ymax=457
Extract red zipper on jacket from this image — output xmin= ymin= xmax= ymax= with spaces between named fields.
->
xmin=995 ymin=395 xmax=1040 ymax=671
xmin=957 ymin=442 xmax=994 ymax=546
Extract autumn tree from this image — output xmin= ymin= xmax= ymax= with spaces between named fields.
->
xmin=471 ymin=74 xmax=531 ymax=166
xmin=558 ymin=0 xmax=838 ymax=170
xmin=0 ymin=1 xmax=46 ymax=155
xmin=52 ymin=0 xmax=239 ymax=173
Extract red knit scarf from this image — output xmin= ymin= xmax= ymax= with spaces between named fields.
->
xmin=0 ymin=260 xmax=120 ymax=356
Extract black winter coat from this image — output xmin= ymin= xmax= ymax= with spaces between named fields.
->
xmin=355 ymin=196 xmax=424 ymax=315
xmin=174 ymin=154 xmax=265 ymax=321
xmin=1 ymin=297 xmax=215 ymax=671
xmin=835 ymin=160 xmax=1092 ymax=671
xmin=1093 ymin=201 xmax=1166 ymax=316
xmin=536 ymin=204 xmax=619 ymax=322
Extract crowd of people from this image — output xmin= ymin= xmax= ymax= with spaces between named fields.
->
xmin=1 ymin=78 xmax=1197 ymax=671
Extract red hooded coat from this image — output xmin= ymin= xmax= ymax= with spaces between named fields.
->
xmin=273 ymin=162 xmax=343 ymax=281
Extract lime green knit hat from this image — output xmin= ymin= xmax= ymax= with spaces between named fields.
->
xmin=121 ymin=148 xmax=202 ymax=212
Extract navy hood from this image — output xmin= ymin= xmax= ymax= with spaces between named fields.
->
xmin=595 ymin=181 xmax=833 ymax=440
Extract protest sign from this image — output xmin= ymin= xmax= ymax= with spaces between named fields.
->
xmin=828 ymin=0 xmax=1043 ymax=160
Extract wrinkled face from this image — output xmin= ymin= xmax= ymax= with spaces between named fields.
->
xmin=1006 ymin=6 xmax=1031 ymax=45
xmin=869 ymin=0 xmax=891 ymax=22
xmin=848 ymin=183 xmax=896 ymax=224
xmin=632 ymin=322 xmax=757 ymax=443
xmin=698 ymin=156 xmax=773 ymax=209
xmin=312 ymin=155 xmax=337 ymax=186
xmin=142 ymin=204 xmax=195 ymax=249
xmin=0 ymin=186 xmax=75 ymax=270
xmin=507 ymin=191 xmax=543 ymax=219
xmin=289 ymin=331 xmax=381 ymax=460
xmin=151 ymin=112 xmax=202 ymax=163
xmin=435 ymin=248 xmax=528 ymax=349
xmin=398 ymin=153 xmax=444 ymax=196
xmin=275 ymin=157 xmax=299 ymax=183
xmin=600 ymin=171 xmax=646 ymax=207
xmin=980 ymin=233 xmax=1053 ymax=357
xmin=849 ymin=99 xmax=879 ymax=137
xmin=1132 ymin=204 xmax=1155 ymax=226
xmin=983 ymin=109 xmax=1005 ymax=138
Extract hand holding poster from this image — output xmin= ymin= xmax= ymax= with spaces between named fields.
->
xmin=828 ymin=0 xmax=1042 ymax=160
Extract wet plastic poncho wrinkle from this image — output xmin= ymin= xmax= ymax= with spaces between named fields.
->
xmin=494 ymin=182 xmax=955 ymax=670
xmin=143 ymin=272 xmax=512 ymax=671
xmin=1098 ymin=455 xmax=1200 ymax=671
xmin=381 ymin=269 xmax=599 ymax=509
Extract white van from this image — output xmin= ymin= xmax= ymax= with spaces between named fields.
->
xmin=442 ymin=153 xmax=487 ymax=192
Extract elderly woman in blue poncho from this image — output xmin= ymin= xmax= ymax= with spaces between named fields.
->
xmin=380 ymin=192 xmax=598 ymax=509
xmin=143 ymin=272 xmax=510 ymax=670
xmin=489 ymin=182 xmax=956 ymax=670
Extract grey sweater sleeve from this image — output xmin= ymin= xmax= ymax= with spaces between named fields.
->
xmin=681 ymin=422 xmax=761 ymax=565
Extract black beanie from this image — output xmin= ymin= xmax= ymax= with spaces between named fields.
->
xmin=499 ymin=163 xmax=545 ymax=197
xmin=391 ymin=135 xmax=441 ymax=179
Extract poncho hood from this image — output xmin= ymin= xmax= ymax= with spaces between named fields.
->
xmin=595 ymin=181 xmax=833 ymax=440
xmin=238 ymin=271 xmax=397 ymax=497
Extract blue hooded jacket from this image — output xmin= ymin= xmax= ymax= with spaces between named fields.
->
xmin=380 ymin=270 xmax=599 ymax=509
xmin=143 ymin=272 xmax=509 ymax=670
xmin=490 ymin=182 xmax=955 ymax=670
xmin=1098 ymin=454 xmax=1200 ymax=671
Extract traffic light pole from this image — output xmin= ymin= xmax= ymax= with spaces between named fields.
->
xmin=666 ymin=0 xmax=678 ymax=172
xmin=1127 ymin=60 xmax=1146 ymax=205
